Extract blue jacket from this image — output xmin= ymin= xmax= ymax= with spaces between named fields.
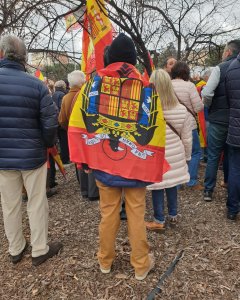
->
xmin=93 ymin=170 xmax=150 ymax=187
xmin=226 ymin=55 xmax=240 ymax=148
xmin=0 ymin=59 xmax=58 ymax=170
xmin=208 ymin=55 xmax=237 ymax=126
xmin=52 ymin=88 xmax=66 ymax=112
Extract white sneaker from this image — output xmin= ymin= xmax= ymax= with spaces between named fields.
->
xmin=135 ymin=253 xmax=155 ymax=281
xmin=100 ymin=266 xmax=111 ymax=274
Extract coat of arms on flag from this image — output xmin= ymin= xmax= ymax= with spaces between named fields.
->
xmin=68 ymin=63 xmax=167 ymax=183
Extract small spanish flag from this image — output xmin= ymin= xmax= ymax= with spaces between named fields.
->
xmin=35 ymin=69 xmax=44 ymax=81
xmin=48 ymin=146 xmax=66 ymax=178
xmin=81 ymin=13 xmax=96 ymax=79
xmin=86 ymin=0 xmax=113 ymax=71
xmin=196 ymin=81 xmax=207 ymax=148
xmin=142 ymin=52 xmax=155 ymax=81
xmin=64 ymin=13 xmax=81 ymax=32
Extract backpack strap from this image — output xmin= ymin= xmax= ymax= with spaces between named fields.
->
xmin=166 ymin=121 xmax=181 ymax=139
xmin=174 ymin=92 xmax=199 ymax=132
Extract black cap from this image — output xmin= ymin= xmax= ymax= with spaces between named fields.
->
xmin=108 ymin=33 xmax=137 ymax=65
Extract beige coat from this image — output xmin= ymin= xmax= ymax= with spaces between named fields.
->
xmin=148 ymin=103 xmax=192 ymax=190
xmin=172 ymin=79 xmax=204 ymax=130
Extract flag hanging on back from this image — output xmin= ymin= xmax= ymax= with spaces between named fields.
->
xmin=86 ymin=0 xmax=113 ymax=71
xmin=68 ymin=63 xmax=169 ymax=183
xmin=35 ymin=69 xmax=44 ymax=81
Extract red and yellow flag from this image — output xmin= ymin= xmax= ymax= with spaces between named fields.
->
xmin=35 ymin=69 xmax=44 ymax=81
xmin=86 ymin=0 xmax=113 ymax=71
xmin=196 ymin=80 xmax=207 ymax=147
xmin=47 ymin=146 xmax=66 ymax=178
xmin=143 ymin=52 xmax=155 ymax=81
xmin=81 ymin=13 xmax=96 ymax=79
xmin=64 ymin=13 xmax=81 ymax=32
xmin=68 ymin=63 xmax=169 ymax=183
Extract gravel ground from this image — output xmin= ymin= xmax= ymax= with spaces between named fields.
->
xmin=0 ymin=164 xmax=239 ymax=300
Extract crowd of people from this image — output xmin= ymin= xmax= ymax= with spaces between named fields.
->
xmin=0 ymin=34 xmax=239 ymax=282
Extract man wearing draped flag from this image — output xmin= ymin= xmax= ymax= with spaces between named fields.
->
xmin=68 ymin=33 xmax=168 ymax=280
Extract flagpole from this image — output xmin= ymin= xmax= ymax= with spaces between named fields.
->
xmin=71 ymin=31 xmax=76 ymax=70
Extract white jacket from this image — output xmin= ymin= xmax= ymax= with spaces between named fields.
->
xmin=172 ymin=79 xmax=204 ymax=130
xmin=148 ymin=103 xmax=192 ymax=190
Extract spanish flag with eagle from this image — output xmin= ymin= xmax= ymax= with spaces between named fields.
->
xmin=68 ymin=62 xmax=168 ymax=183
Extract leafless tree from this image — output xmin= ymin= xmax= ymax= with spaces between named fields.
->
xmin=0 ymin=0 xmax=85 ymax=68
xmin=93 ymin=0 xmax=240 ymax=71
xmin=136 ymin=0 xmax=240 ymax=64
xmin=1 ymin=0 xmax=240 ymax=75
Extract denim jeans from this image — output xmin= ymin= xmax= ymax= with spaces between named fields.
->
xmin=227 ymin=147 xmax=240 ymax=215
xmin=187 ymin=129 xmax=201 ymax=186
xmin=204 ymin=123 xmax=228 ymax=192
xmin=152 ymin=187 xmax=177 ymax=223
xmin=223 ymin=144 xmax=229 ymax=184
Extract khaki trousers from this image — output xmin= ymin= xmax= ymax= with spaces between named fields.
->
xmin=96 ymin=180 xmax=150 ymax=275
xmin=0 ymin=163 xmax=49 ymax=257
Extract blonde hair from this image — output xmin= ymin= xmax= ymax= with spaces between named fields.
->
xmin=150 ymin=69 xmax=179 ymax=110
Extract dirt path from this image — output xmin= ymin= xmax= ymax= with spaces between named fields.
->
xmin=0 ymin=165 xmax=239 ymax=300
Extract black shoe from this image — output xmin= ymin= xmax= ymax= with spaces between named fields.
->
xmin=88 ymin=196 xmax=99 ymax=201
xmin=32 ymin=242 xmax=63 ymax=266
xmin=10 ymin=242 xmax=28 ymax=264
xmin=46 ymin=189 xmax=57 ymax=198
xmin=81 ymin=194 xmax=88 ymax=199
xmin=227 ymin=212 xmax=237 ymax=221
xmin=203 ymin=191 xmax=213 ymax=202
xmin=120 ymin=210 xmax=127 ymax=220
xmin=22 ymin=194 xmax=28 ymax=202
xmin=49 ymin=182 xmax=58 ymax=189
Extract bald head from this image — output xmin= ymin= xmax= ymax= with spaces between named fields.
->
xmin=163 ymin=57 xmax=177 ymax=75
xmin=0 ymin=35 xmax=27 ymax=64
